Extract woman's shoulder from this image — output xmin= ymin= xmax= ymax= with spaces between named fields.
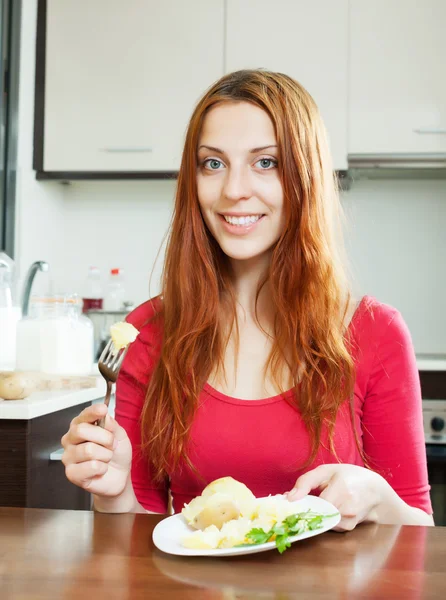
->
xmin=350 ymin=295 xmax=412 ymax=366
xmin=354 ymin=295 xmax=400 ymax=331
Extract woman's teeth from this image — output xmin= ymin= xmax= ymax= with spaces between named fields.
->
xmin=223 ymin=215 xmax=262 ymax=226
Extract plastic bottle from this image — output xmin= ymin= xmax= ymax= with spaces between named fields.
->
xmin=103 ymin=268 xmax=126 ymax=311
xmin=82 ymin=266 xmax=103 ymax=313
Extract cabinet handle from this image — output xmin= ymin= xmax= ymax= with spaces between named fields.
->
xmin=49 ymin=448 xmax=64 ymax=461
xmin=413 ymin=128 xmax=446 ymax=135
xmin=100 ymin=147 xmax=153 ymax=153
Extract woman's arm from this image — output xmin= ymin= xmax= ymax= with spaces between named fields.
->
xmin=361 ymin=304 xmax=433 ymax=523
xmin=98 ymin=304 xmax=169 ymax=514
xmin=289 ymin=303 xmax=434 ymax=528
xmin=371 ymin=483 xmax=434 ymax=526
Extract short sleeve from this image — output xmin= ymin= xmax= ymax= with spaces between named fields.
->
xmin=114 ymin=301 xmax=168 ymax=513
xmin=362 ymin=307 xmax=432 ymax=514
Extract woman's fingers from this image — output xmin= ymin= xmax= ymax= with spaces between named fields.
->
xmin=72 ymin=403 xmax=108 ymax=426
xmin=287 ymin=465 xmax=335 ymax=501
xmin=62 ymin=421 xmax=115 ymax=450
xmin=333 ymin=516 xmax=358 ymax=532
xmin=65 ymin=460 xmax=109 ymax=488
xmin=61 ymin=442 xmax=114 ymax=466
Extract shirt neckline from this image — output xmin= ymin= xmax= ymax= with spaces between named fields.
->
xmin=203 ymin=295 xmax=369 ymax=406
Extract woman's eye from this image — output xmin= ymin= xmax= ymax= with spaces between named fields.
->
xmin=203 ymin=159 xmax=224 ymax=170
xmin=255 ymin=158 xmax=277 ymax=169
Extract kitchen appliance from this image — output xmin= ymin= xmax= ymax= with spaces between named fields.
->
xmin=423 ymin=400 xmax=446 ymax=445
xmin=421 ymin=370 xmax=446 ymax=526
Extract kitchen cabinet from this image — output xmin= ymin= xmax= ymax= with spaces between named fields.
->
xmin=35 ymin=0 xmax=224 ymax=176
xmin=225 ymin=0 xmax=349 ymax=171
xmin=0 ymin=402 xmax=91 ymax=510
xmin=349 ymin=0 xmax=446 ymax=156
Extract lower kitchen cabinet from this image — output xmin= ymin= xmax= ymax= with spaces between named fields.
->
xmin=0 ymin=402 xmax=92 ymax=510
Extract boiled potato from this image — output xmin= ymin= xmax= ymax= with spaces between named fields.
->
xmin=256 ymin=494 xmax=298 ymax=524
xmin=201 ymin=477 xmax=257 ymax=519
xmin=0 ymin=372 xmax=37 ymax=400
xmin=180 ymin=478 xmax=305 ymax=551
xmin=182 ymin=525 xmax=221 ymax=549
xmin=109 ymin=322 xmax=139 ymax=350
xmin=182 ymin=477 xmax=258 ymax=530
xmin=218 ymin=518 xmax=252 ymax=548
xmin=192 ymin=493 xmax=240 ymax=530
xmin=181 ymin=495 xmax=207 ymax=524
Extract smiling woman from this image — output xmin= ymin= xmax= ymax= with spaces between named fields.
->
xmin=61 ymin=70 xmax=434 ymax=531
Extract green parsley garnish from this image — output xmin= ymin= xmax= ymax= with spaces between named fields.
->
xmin=240 ymin=510 xmax=339 ymax=554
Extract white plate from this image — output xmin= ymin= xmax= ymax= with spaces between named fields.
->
xmin=152 ymin=495 xmax=340 ymax=557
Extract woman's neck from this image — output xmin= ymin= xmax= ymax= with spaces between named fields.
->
xmin=229 ymin=253 xmax=273 ymax=323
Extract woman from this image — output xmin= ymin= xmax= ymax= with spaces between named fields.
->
xmin=61 ymin=70 xmax=433 ymax=530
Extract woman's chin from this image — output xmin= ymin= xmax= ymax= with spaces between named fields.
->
xmin=218 ymin=243 xmax=272 ymax=263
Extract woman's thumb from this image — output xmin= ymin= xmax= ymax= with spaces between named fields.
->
xmin=103 ymin=413 xmax=127 ymax=441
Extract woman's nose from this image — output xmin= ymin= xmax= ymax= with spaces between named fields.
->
xmin=222 ymin=168 xmax=252 ymax=202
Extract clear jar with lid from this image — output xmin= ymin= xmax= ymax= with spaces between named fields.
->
xmin=16 ymin=295 xmax=94 ymax=375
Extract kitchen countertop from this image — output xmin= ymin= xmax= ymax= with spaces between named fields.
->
xmin=416 ymin=354 xmax=446 ymax=372
xmin=0 ymin=382 xmax=106 ymax=420
xmin=1 ymin=508 xmax=445 ymax=599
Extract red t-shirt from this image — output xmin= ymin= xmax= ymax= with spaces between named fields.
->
xmin=115 ymin=295 xmax=432 ymax=515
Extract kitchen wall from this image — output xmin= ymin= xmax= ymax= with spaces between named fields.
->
xmin=14 ymin=0 xmax=65 ymax=295
xmin=341 ymin=177 xmax=446 ymax=354
xmin=13 ymin=0 xmax=446 ymax=355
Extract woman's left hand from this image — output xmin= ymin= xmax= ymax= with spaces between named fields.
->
xmin=286 ymin=464 xmax=389 ymax=532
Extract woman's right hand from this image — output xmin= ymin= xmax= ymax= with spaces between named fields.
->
xmin=61 ymin=403 xmax=132 ymax=498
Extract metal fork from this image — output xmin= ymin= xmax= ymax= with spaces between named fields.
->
xmin=96 ymin=338 xmax=129 ymax=428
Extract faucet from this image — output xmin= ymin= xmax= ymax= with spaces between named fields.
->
xmin=21 ymin=260 xmax=50 ymax=316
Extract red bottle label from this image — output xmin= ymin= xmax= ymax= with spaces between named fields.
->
xmin=82 ymin=298 xmax=103 ymax=313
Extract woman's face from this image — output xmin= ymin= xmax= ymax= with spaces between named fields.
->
xmin=196 ymin=101 xmax=285 ymax=263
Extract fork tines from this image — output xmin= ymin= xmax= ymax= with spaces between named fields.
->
xmin=99 ymin=338 xmax=127 ymax=371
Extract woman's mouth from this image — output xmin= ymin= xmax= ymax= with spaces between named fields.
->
xmin=218 ymin=213 xmax=265 ymax=235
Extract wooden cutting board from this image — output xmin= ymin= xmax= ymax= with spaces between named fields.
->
xmin=0 ymin=371 xmax=101 ymax=400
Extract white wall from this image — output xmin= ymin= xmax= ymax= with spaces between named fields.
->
xmin=60 ymin=180 xmax=175 ymax=302
xmin=14 ymin=0 xmax=65 ymax=297
xmin=14 ymin=0 xmax=446 ymax=354
xmin=341 ymin=178 xmax=446 ymax=353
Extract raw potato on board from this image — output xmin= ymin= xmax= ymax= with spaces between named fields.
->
xmin=0 ymin=371 xmax=38 ymax=400
xmin=0 ymin=371 xmax=99 ymax=400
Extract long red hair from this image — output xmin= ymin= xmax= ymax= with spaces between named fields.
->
xmin=141 ymin=70 xmax=360 ymax=481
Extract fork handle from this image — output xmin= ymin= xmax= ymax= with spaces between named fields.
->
xmin=97 ymin=381 xmax=113 ymax=429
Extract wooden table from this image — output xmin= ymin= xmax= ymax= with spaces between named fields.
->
xmin=1 ymin=508 xmax=445 ymax=599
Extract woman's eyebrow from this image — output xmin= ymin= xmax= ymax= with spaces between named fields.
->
xmin=197 ymin=144 xmax=278 ymax=154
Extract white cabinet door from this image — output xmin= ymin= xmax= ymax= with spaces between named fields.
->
xmin=225 ymin=0 xmax=348 ymax=170
xmin=349 ymin=0 xmax=446 ymax=155
xmin=43 ymin=1 xmax=224 ymax=172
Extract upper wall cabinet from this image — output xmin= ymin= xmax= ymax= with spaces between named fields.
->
xmin=349 ymin=0 xmax=446 ymax=155
xmin=225 ymin=0 xmax=349 ymax=170
xmin=35 ymin=0 xmax=224 ymax=176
